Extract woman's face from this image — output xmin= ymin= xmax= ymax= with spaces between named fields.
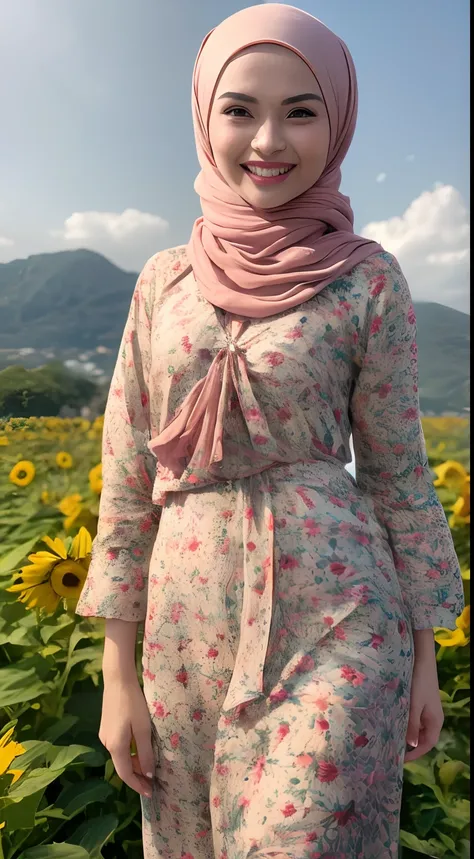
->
xmin=208 ymin=44 xmax=330 ymax=209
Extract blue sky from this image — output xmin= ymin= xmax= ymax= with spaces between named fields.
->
xmin=0 ymin=0 xmax=470 ymax=311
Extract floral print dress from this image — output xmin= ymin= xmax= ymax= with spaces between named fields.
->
xmin=76 ymin=245 xmax=463 ymax=859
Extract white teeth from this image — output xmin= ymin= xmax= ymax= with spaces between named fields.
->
xmin=246 ymin=165 xmax=293 ymax=177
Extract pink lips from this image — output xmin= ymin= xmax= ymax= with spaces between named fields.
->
xmin=241 ymin=162 xmax=296 ymax=185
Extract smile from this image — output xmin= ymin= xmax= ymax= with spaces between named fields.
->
xmin=241 ymin=163 xmax=296 ymax=185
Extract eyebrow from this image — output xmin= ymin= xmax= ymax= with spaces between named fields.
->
xmin=218 ymin=91 xmax=323 ymax=105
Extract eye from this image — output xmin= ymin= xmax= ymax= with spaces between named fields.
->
xmin=288 ymin=108 xmax=316 ymax=118
xmin=223 ymin=107 xmax=251 ymax=118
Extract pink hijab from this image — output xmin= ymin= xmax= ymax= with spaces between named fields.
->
xmin=187 ymin=3 xmax=383 ymax=319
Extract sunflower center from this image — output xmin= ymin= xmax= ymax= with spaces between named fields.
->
xmin=17 ymin=470 xmax=27 ymax=479
xmin=62 ymin=572 xmax=80 ymax=588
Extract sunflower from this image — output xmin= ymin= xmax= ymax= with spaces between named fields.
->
xmin=7 ymin=527 xmax=92 ymax=613
xmin=58 ymin=493 xmax=83 ymax=531
xmin=449 ymin=474 xmax=470 ymax=527
xmin=0 ymin=727 xmax=26 ymax=785
xmin=56 ymin=451 xmax=74 ymax=469
xmin=433 ymin=460 xmax=468 ymax=491
xmin=0 ymin=435 xmax=9 ymax=446
xmin=434 ymin=605 xmax=470 ymax=648
xmin=89 ymin=463 xmax=103 ymax=495
xmin=9 ymin=460 xmax=36 ymax=487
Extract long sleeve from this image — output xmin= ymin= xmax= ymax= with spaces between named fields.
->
xmin=349 ymin=255 xmax=464 ymax=630
xmin=76 ymin=255 xmax=161 ymax=621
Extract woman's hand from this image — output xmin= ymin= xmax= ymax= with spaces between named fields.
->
xmin=99 ymin=676 xmax=155 ymax=797
xmin=99 ymin=618 xmax=155 ymax=797
xmin=405 ymin=628 xmax=444 ymax=762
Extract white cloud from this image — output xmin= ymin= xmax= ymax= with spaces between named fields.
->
xmin=0 ymin=236 xmax=14 ymax=247
xmin=361 ymin=183 xmax=470 ymax=313
xmin=51 ymin=208 xmax=169 ymax=270
xmin=406 ymin=154 xmax=416 ymax=162
xmin=376 ymin=172 xmax=387 ymax=183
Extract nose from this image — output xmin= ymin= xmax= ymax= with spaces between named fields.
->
xmin=251 ymin=118 xmax=287 ymax=156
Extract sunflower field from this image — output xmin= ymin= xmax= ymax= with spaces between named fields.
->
xmin=0 ymin=415 xmax=470 ymax=859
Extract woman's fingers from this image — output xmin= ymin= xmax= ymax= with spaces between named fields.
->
xmin=110 ymin=745 xmax=152 ymax=797
xmin=133 ymin=727 xmax=155 ymax=781
xmin=405 ymin=707 xmax=443 ymax=761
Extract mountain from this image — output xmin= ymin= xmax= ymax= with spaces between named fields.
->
xmin=0 ymin=249 xmax=469 ymax=414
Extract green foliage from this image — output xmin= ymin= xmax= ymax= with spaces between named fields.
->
xmin=0 ymin=417 xmax=470 ymax=856
xmin=0 ymin=364 xmax=97 ymax=419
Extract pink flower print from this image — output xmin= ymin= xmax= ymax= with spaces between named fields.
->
xmin=171 ymin=603 xmax=184 ymax=624
xmin=296 ymin=486 xmax=316 ymax=509
xmin=269 ymin=687 xmax=289 ymax=704
xmin=175 ymin=668 xmax=188 ymax=687
xmin=317 ymin=761 xmax=339 ymax=782
xmin=277 ymin=405 xmax=292 ymax=422
xmin=380 ymin=471 xmax=392 ymax=480
xmin=142 ymin=668 xmax=156 ymax=681
xmin=370 ymin=633 xmax=384 ymax=649
xmin=192 ymin=710 xmax=203 ymax=721
xmin=294 ymin=654 xmax=315 ymax=674
xmin=275 ymin=722 xmax=290 ymax=747
xmin=393 ymin=443 xmax=405 ymax=454
xmin=414 ymin=465 xmax=425 ymax=477
xmin=170 ymin=732 xmax=180 ymax=748
xmin=370 ymin=275 xmax=386 ymax=298
xmin=280 ymin=554 xmax=299 ymax=570
xmin=407 ymin=305 xmax=416 ymax=325
xmin=402 ymin=407 xmax=419 ymax=421
xmin=220 ymin=537 xmax=230 ymax=555
xmin=282 ymin=801 xmax=297 ymax=817
xmin=140 ymin=391 xmax=149 ymax=408
xmin=316 ymin=718 xmax=330 ymax=731
xmin=398 ymin=619 xmax=408 ymax=636
xmin=296 ymin=753 xmax=313 ymax=768
xmin=207 ymin=647 xmax=219 ymax=658
xmin=152 ymin=701 xmax=168 ymax=718
xmin=245 ymin=507 xmax=254 ymax=521
xmin=187 ymin=536 xmax=202 ymax=552
xmin=330 ymin=562 xmax=346 ymax=576
xmin=329 ymin=495 xmax=346 ymax=508
xmin=252 ymin=755 xmax=266 ymax=784
xmin=216 ymin=763 xmax=230 ymax=776
xmin=334 ymin=625 xmax=346 ymax=640
xmin=253 ymin=433 xmax=268 ymax=445
xmin=323 ymin=616 xmax=334 ymax=627
xmin=305 ymin=832 xmax=319 ymax=844
xmin=119 ymin=583 xmax=129 ymax=593
xmin=266 ymin=351 xmax=285 ymax=366
xmin=247 ymin=541 xmax=256 ymax=552
xmin=333 ymin=407 xmax=342 ymax=424
xmin=378 ymin=382 xmax=392 ymax=399
xmin=181 ymin=335 xmax=192 ymax=354
xmin=341 ymin=665 xmax=357 ymax=682
xmin=332 ymin=801 xmax=356 ymax=826
xmin=304 ymin=518 xmax=320 ymax=537
xmin=238 ymin=796 xmax=250 ymax=808
xmin=285 ymin=326 xmax=303 ymax=340
xmin=221 ymin=509 xmax=234 ymax=520
xmin=172 ymin=260 xmax=182 ymax=272
xmin=354 ymin=734 xmax=369 ymax=747
xmin=314 ymin=696 xmax=329 ymax=711
xmin=245 ymin=406 xmax=261 ymax=421
xmin=370 ymin=315 xmax=383 ymax=336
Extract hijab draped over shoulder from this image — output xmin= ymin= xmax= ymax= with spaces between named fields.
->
xmin=187 ymin=3 xmax=384 ymax=318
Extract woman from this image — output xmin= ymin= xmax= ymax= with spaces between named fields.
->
xmin=76 ymin=5 xmax=464 ymax=858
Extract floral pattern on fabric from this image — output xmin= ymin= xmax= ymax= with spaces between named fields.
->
xmin=77 ymin=245 xmax=463 ymax=858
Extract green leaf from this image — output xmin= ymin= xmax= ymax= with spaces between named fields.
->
xmin=0 ymin=789 xmax=43 ymax=830
xmin=40 ymin=614 xmax=75 ymax=644
xmin=69 ymin=813 xmax=119 ymax=857
xmin=19 ymin=845 xmax=90 ymax=859
xmin=404 ymin=759 xmax=437 ymax=786
xmin=40 ymin=715 xmax=79 ymax=744
xmin=56 ymin=778 xmax=113 ymax=817
xmin=399 ymin=830 xmax=446 ymax=857
xmin=438 ymin=759 xmax=465 ymax=788
xmin=0 ymin=535 xmax=43 ymax=575
xmin=435 ymin=831 xmax=457 ymax=851
xmin=46 ymin=744 xmax=94 ymax=770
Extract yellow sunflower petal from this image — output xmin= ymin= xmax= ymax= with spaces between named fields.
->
xmin=434 ymin=627 xmax=468 ymax=647
xmin=456 ymin=606 xmax=471 ymax=632
xmin=7 ymin=768 xmax=24 ymax=784
xmin=42 ymin=536 xmax=68 ymax=559
xmin=71 ymin=527 xmax=93 ymax=560
xmin=0 ymin=728 xmax=15 ymax=749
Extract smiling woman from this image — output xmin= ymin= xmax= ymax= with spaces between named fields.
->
xmin=74 ymin=4 xmax=464 ymax=859
xmin=209 ymin=49 xmax=330 ymax=205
